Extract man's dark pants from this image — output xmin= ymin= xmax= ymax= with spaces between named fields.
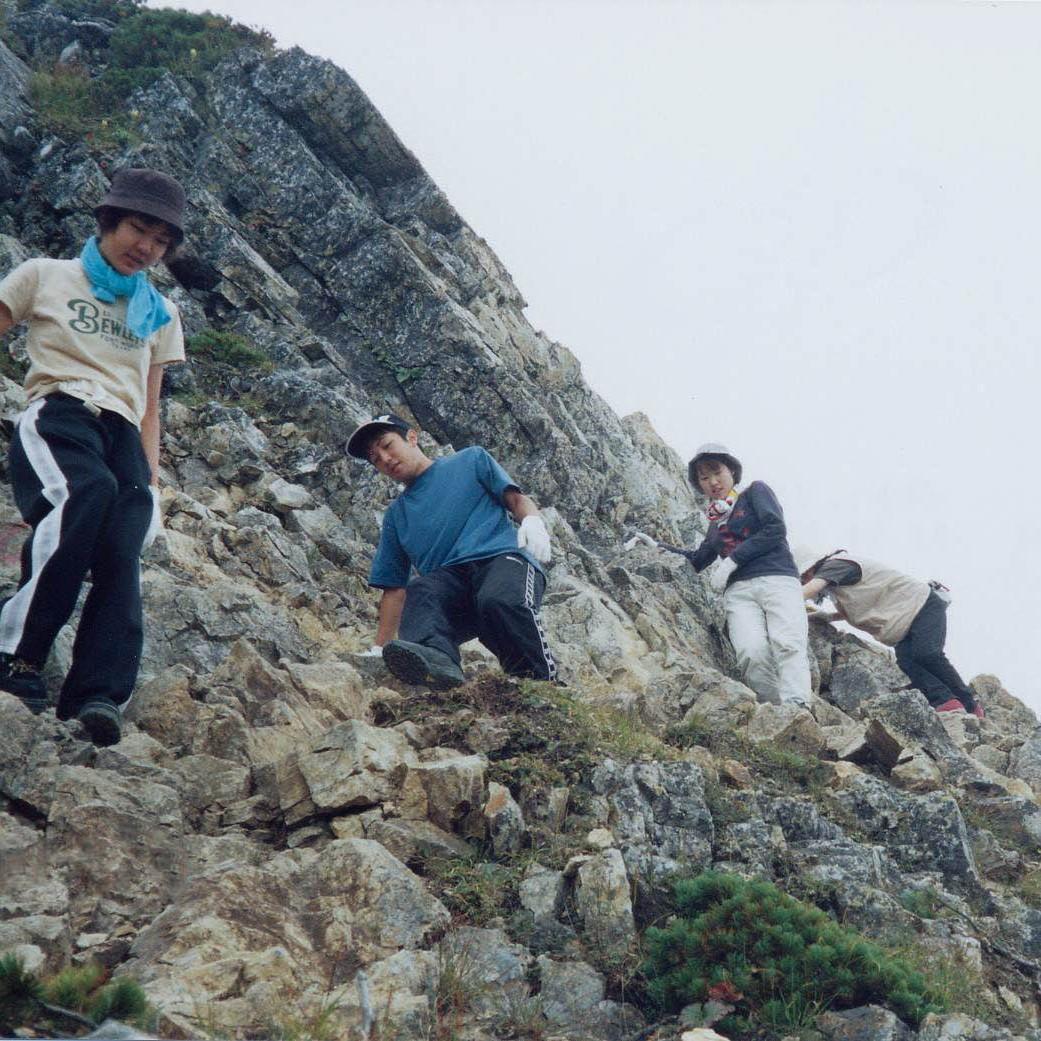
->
xmin=894 ymin=591 xmax=975 ymax=710
xmin=400 ymin=552 xmax=557 ymax=681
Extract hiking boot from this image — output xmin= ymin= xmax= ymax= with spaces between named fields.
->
xmin=934 ymin=698 xmax=965 ymax=713
xmin=0 ymin=653 xmax=47 ymax=714
xmin=76 ymin=699 xmax=121 ymax=747
xmin=971 ymin=703 xmax=986 ymax=720
xmin=382 ymin=640 xmax=465 ymax=690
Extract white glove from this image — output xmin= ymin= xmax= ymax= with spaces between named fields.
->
xmin=517 ymin=514 xmax=552 ymax=564
xmin=623 ymin=531 xmax=658 ymax=551
xmin=359 ymin=645 xmax=384 ymax=657
xmin=141 ymin=487 xmax=162 ymax=551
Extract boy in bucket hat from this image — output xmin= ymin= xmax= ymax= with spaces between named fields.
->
xmin=348 ymin=414 xmax=557 ymax=689
xmin=794 ymin=546 xmax=983 ymax=718
xmin=0 ymin=167 xmax=187 ymax=745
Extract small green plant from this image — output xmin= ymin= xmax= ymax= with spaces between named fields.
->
xmin=258 ymin=990 xmax=350 ymax=1041
xmin=367 ymin=342 xmax=429 ymax=386
xmin=50 ymin=0 xmax=139 ymax=20
xmin=644 ymin=871 xmax=944 ymax=1033
xmin=898 ymin=886 xmax=944 ymax=920
xmin=493 ymin=992 xmax=546 ymax=1040
xmin=883 ymin=927 xmax=996 ymax=1026
xmin=435 ymin=938 xmax=487 ymax=1027
xmin=0 ymin=953 xmax=44 ymax=1035
xmin=186 ymin=328 xmax=274 ymax=371
xmin=424 ymin=855 xmax=521 ymax=925
xmin=1017 ymin=867 xmax=1041 ymax=909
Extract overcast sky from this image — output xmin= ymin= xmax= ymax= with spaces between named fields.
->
xmin=168 ymin=0 xmax=1040 ymax=711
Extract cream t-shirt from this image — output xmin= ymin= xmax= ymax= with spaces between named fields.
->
xmin=0 ymin=258 xmax=185 ymax=428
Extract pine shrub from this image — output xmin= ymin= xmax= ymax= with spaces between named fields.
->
xmin=87 ymin=976 xmax=149 ymax=1022
xmin=0 ymin=953 xmax=43 ymax=1034
xmin=644 ymin=872 xmax=944 ymax=1032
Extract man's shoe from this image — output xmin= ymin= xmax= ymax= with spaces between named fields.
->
xmin=934 ymin=698 xmax=965 ymax=713
xmin=0 ymin=653 xmax=47 ymax=714
xmin=76 ymin=699 xmax=121 ymax=747
xmin=382 ymin=640 xmax=465 ymax=690
xmin=971 ymin=703 xmax=986 ymax=720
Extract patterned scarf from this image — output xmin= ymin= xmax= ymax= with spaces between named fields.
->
xmin=80 ymin=236 xmax=171 ymax=340
xmin=706 ymin=488 xmax=739 ymax=526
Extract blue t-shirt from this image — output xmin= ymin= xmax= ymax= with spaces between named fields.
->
xmin=368 ymin=446 xmax=540 ymax=588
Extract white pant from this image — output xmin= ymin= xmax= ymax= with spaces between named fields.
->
xmin=724 ymin=575 xmax=811 ymax=705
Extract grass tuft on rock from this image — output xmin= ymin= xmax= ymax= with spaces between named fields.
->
xmin=25 ymin=1 xmax=272 ymax=146
xmin=0 ymin=955 xmax=153 ymax=1035
xmin=186 ymin=328 xmax=274 ymax=371
xmin=644 ymin=871 xmax=944 ymax=1033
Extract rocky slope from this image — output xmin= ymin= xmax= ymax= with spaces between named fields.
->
xmin=3 ymin=5 xmax=1041 ymax=1040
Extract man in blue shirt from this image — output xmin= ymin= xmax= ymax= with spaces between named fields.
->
xmin=348 ymin=414 xmax=557 ymax=689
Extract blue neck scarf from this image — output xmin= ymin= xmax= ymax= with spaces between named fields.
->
xmin=80 ymin=236 xmax=171 ymax=340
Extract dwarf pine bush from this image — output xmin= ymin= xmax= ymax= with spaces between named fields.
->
xmin=644 ymin=872 xmax=943 ymax=1032
xmin=0 ymin=953 xmax=44 ymax=1035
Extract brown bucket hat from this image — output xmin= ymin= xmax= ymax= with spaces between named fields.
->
xmin=96 ymin=167 xmax=186 ymax=236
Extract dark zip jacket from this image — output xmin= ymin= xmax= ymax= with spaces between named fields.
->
xmin=664 ymin=480 xmax=800 ymax=589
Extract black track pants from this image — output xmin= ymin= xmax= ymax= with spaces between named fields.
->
xmin=0 ymin=394 xmax=152 ymax=715
xmin=399 ymin=553 xmax=557 ymax=681
xmin=894 ymin=591 xmax=976 ymax=710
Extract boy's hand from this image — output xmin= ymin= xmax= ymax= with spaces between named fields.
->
xmin=517 ymin=515 xmax=552 ymax=563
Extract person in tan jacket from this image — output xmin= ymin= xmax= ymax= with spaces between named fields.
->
xmin=794 ymin=548 xmax=983 ymax=719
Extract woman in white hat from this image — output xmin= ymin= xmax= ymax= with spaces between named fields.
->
xmin=0 ymin=167 xmax=187 ymax=744
xmin=639 ymin=443 xmax=812 ymax=707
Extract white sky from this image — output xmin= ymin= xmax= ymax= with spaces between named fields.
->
xmin=169 ymin=0 xmax=1040 ymax=710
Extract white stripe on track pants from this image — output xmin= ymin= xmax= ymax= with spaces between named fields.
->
xmin=399 ymin=552 xmax=557 ymax=681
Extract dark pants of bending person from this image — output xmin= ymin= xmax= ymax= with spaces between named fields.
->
xmin=894 ymin=591 xmax=976 ymax=710
xmin=400 ymin=552 xmax=557 ymax=681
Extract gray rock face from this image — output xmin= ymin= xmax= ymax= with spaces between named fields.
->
xmin=831 ymin=773 xmax=985 ymax=895
xmin=590 ymin=759 xmax=713 ymax=909
xmin=537 ymin=956 xmax=643 ymax=1040
xmin=818 ymin=1005 xmax=914 ymax=1041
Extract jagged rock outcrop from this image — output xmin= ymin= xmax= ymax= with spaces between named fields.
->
xmin=2 ymin=5 xmax=1041 ymax=1040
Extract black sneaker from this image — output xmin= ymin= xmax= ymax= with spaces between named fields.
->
xmin=76 ymin=699 xmax=121 ymax=747
xmin=0 ymin=653 xmax=47 ymax=714
xmin=382 ymin=640 xmax=465 ymax=690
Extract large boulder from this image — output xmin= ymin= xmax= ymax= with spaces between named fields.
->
xmin=123 ymin=838 xmax=449 ymax=1037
